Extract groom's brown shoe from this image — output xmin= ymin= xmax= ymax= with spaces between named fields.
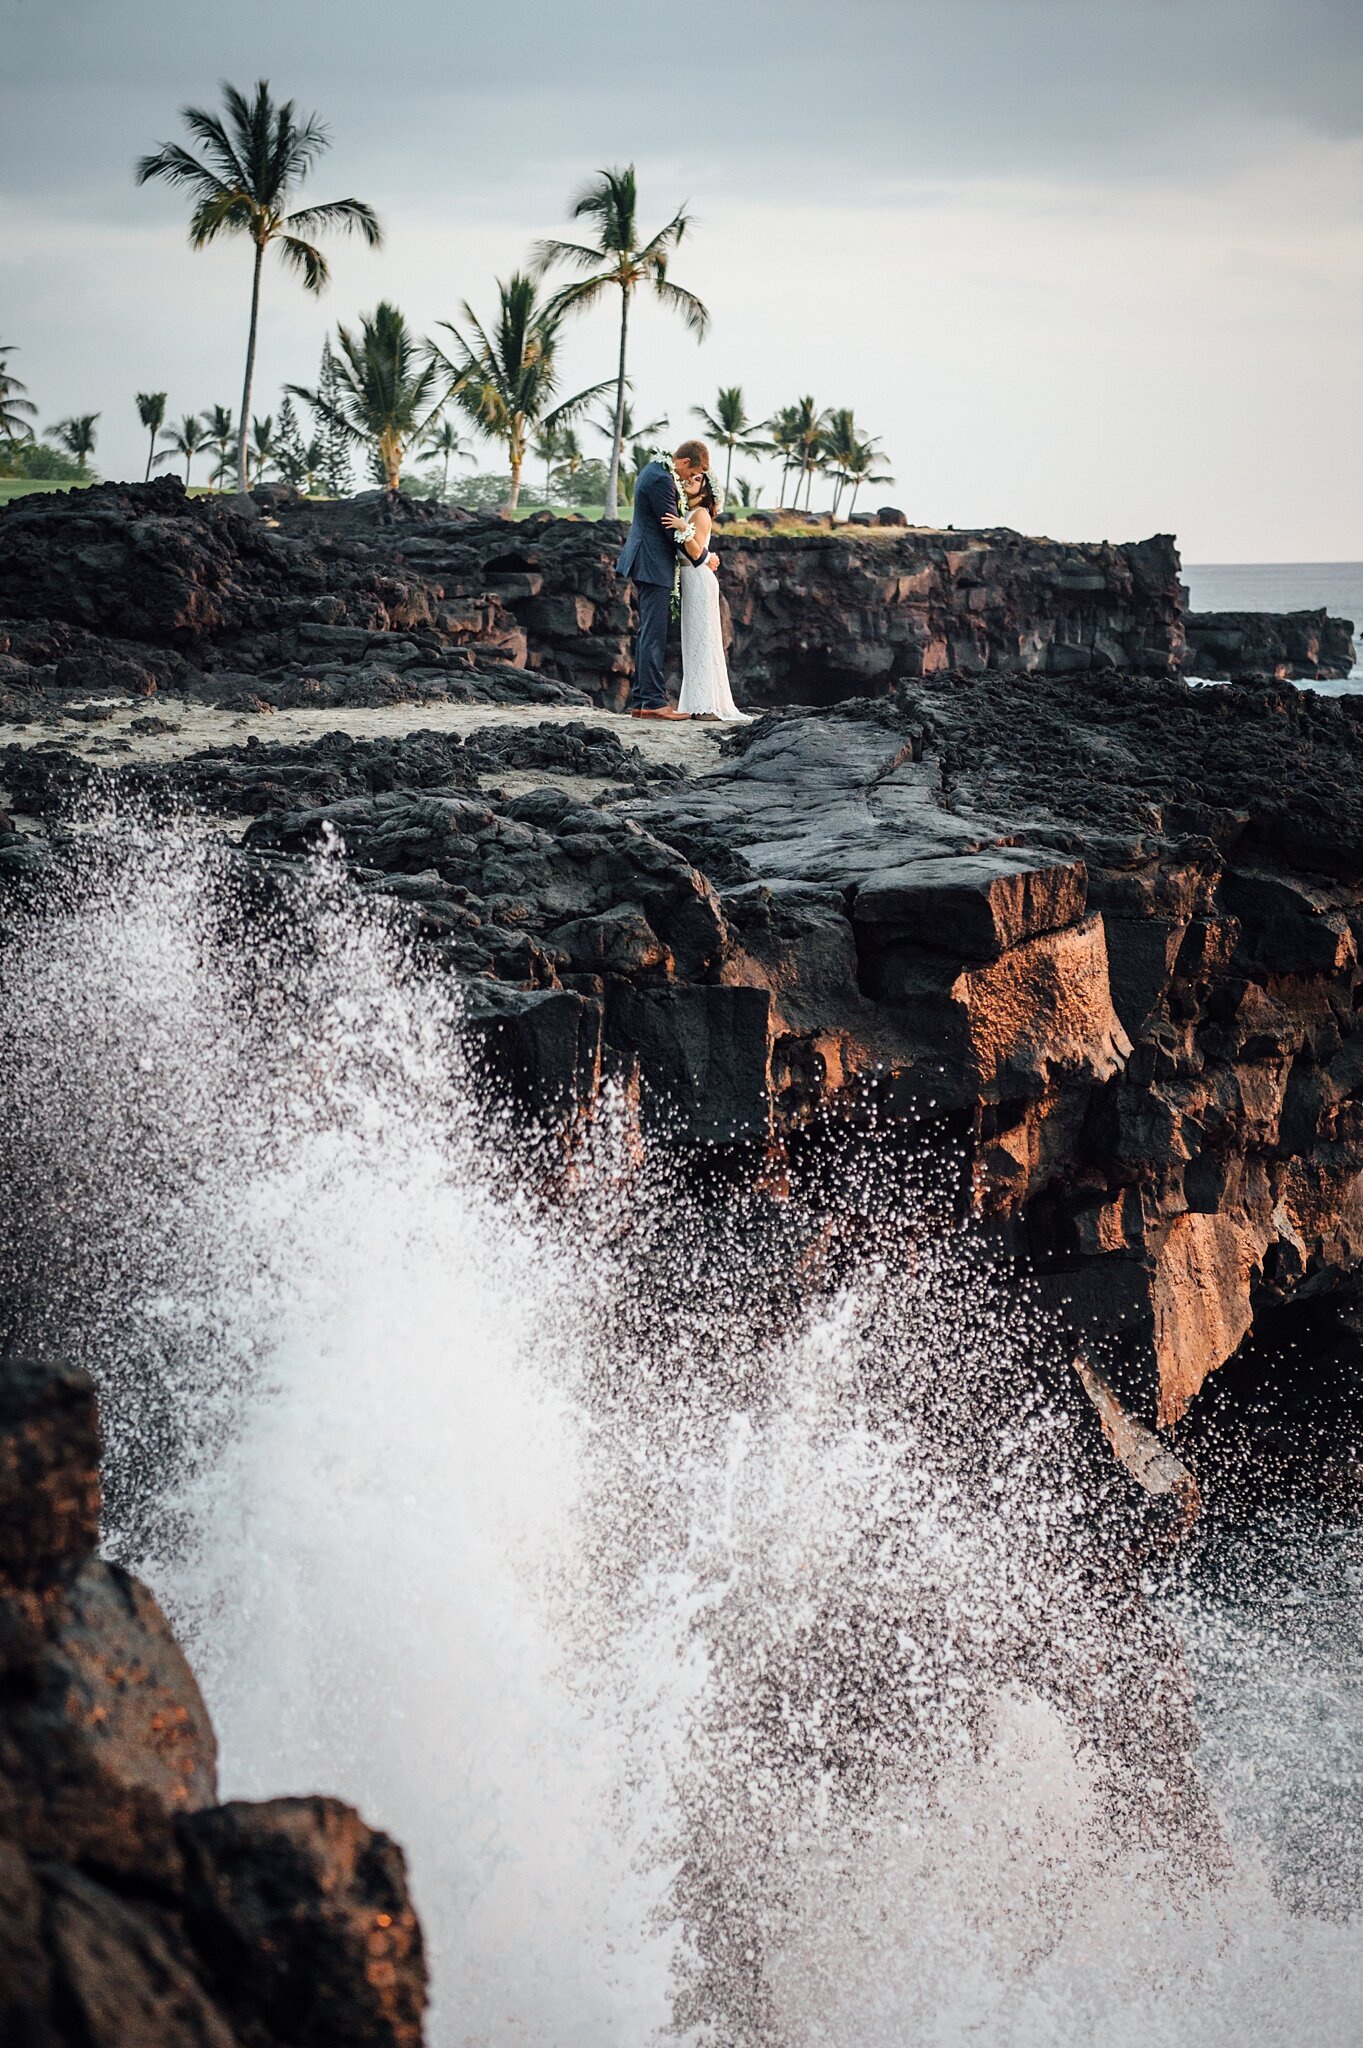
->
xmin=638 ymin=706 xmax=686 ymax=720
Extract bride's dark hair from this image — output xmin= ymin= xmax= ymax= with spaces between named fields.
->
xmin=693 ymin=472 xmax=719 ymax=517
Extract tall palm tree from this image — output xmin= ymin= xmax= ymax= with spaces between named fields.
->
xmin=765 ymin=404 xmax=798 ymax=505
xmin=532 ymin=165 xmax=708 ymax=519
xmin=155 ymin=412 xmax=208 ymax=485
xmin=290 ymin=301 xmax=444 ymax=495
xmin=430 ymin=273 xmax=612 ymax=512
xmin=202 ymin=403 xmax=236 ymax=489
xmin=0 ymin=345 xmax=38 ymax=443
xmin=776 ymin=396 xmax=831 ymax=511
xmin=816 ymin=409 xmax=893 ymax=517
xmin=691 ymin=387 xmax=769 ymax=501
xmin=46 ymin=414 xmax=100 ymax=473
xmin=819 ymin=408 xmax=856 ymax=517
xmin=421 ymin=418 xmax=471 ymax=499
xmin=136 ymin=392 xmax=167 ymax=481
xmin=842 ymin=435 xmax=894 ymax=516
xmin=136 ymin=80 xmax=382 ymax=496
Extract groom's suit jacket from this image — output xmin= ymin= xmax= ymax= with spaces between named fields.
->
xmin=616 ymin=460 xmax=679 ymax=587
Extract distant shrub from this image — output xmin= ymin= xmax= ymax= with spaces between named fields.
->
xmin=449 ymin=471 xmax=513 ymax=511
xmin=0 ymin=440 xmax=93 ymax=481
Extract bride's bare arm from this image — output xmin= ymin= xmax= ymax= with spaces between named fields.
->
xmin=662 ymin=505 xmax=719 ymax=571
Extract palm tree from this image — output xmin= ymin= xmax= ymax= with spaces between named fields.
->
xmin=136 ymin=80 xmax=382 ymax=496
xmin=766 ymin=404 xmax=802 ymax=506
xmin=618 ymin=440 xmax=658 ymax=501
xmin=0 ymin=345 xmax=38 ymax=443
xmin=299 ymin=436 xmax=327 ymax=495
xmin=532 ymin=165 xmax=708 ymax=519
xmin=592 ymin=396 xmax=667 ymax=454
xmin=776 ymin=396 xmax=831 ymax=511
xmin=46 ymin=414 xmax=100 ymax=473
xmin=421 ymin=418 xmax=471 ymax=500
xmin=136 ymin=392 xmax=167 ymax=481
xmin=816 ymin=409 xmax=893 ymax=517
xmin=554 ymin=427 xmax=586 ymax=496
xmin=202 ymin=403 xmax=235 ymax=489
xmin=842 ymin=435 xmax=894 ymax=517
xmin=692 ymin=387 xmax=769 ymax=501
xmin=246 ymin=413 xmax=277 ymax=484
xmin=290 ymin=301 xmax=444 ymax=495
xmin=155 ymin=412 xmax=208 ymax=486
xmin=430 ymin=273 xmax=612 ymax=512
xmin=531 ymin=423 xmax=564 ymax=506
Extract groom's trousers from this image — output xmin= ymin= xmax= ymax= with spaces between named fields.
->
xmin=630 ymin=580 xmax=671 ymax=710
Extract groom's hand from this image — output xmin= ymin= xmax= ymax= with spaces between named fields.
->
xmin=705 ymin=552 xmax=719 ymax=572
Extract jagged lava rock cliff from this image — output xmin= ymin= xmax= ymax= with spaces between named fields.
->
xmin=217 ymin=670 xmax=1363 ymax=1436
xmin=0 ymin=481 xmax=1188 ymax=713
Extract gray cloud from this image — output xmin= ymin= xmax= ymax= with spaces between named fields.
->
xmin=5 ymin=0 xmax=1361 ymax=211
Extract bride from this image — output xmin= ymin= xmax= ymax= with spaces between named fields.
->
xmin=663 ymin=472 xmax=752 ymax=722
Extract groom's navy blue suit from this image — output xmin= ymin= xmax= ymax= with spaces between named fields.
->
xmin=616 ymin=459 xmax=679 ymax=710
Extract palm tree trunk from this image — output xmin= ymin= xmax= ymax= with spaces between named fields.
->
xmin=508 ymin=425 xmax=523 ymax=511
xmin=144 ymin=429 xmax=156 ymax=484
xmin=236 ymin=237 xmax=265 ymax=498
xmin=604 ymin=288 xmax=630 ymax=521
xmin=442 ymin=450 xmax=451 ymax=499
xmin=724 ymin=440 xmax=734 ymax=499
xmin=185 ymin=453 xmax=193 ymax=487
xmin=849 ymin=479 xmax=861 ymax=516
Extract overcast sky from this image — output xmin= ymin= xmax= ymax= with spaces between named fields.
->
xmin=3 ymin=0 xmax=1360 ymax=559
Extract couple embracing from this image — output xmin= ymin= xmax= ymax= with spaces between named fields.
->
xmin=616 ymin=438 xmax=750 ymax=723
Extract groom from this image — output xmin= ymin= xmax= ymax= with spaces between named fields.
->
xmin=617 ymin=439 xmax=718 ymax=719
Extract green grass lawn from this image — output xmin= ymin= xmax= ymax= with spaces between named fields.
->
xmin=0 ymin=478 xmax=236 ymax=505
xmin=0 ymin=478 xmax=99 ymax=504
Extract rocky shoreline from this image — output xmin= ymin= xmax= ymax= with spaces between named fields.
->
xmin=1 ymin=478 xmax=1360 ymax=2039
xmin=2 ymin=480 xmax=1360 ymax=1430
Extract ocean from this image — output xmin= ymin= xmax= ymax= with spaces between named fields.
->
xmin=1183 ymin=561 xmax=1363 ymax=687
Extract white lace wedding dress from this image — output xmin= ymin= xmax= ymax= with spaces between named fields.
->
xmin=677 ymin=559 xmax=751 ymax=720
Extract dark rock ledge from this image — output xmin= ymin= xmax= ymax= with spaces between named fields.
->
xmin=0 ymin=1357 xmax=426 ymax=2046
xmin=205 ymin=668 xmax=1363 ymax=1443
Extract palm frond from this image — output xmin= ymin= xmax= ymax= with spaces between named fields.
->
xmin=635 ymin=208 xmax=693 ymax=263
xmin=543 ymin=274 xmax=614 ymax=319
xmin=135 ymin=141 xmax=226 ymax=195
xmin=188 ymin=188 xmax=256 ymax=247
xmin=653 ymin=279 xmax=710 ymax=341
xmin=529 ymin=237 xmax=609 ymax=279
xmin=568 ymin=165 xmax=638 ymax=251
xmin=177 ymin=105 xmax=249 ymax=188
xmin=285 ymin=197 xmax=383 ymax=246
xmin=276 ymin=235 xmax=330 ymax=293
xmin=542 ymin=377 xmax=617 ymax=430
